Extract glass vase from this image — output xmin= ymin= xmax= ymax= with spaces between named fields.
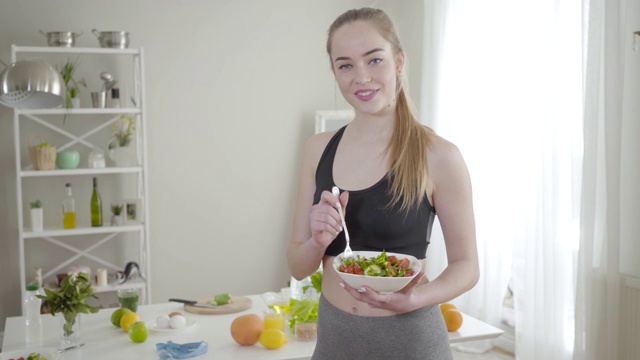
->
xmin=59 ymin=312 xmax=81 ymax=347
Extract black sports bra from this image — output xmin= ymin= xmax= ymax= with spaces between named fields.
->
xmin=314 ymin=126 xmax=436 ymax=259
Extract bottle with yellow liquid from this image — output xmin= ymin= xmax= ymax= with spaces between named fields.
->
xmin=63 ymin=183 xmax=76 ymax=229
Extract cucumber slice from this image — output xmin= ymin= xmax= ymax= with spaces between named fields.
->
xmin=211 ymin=293 xmax=231 ymax=305
xmin=364 ymin=264 xmax=383 ymax=276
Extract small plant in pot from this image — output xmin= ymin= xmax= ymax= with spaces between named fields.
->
xmin=30 ymin=199 xmax=43 ymax=232
xmin=59 ymin=58 xmax=87 ymax=122
xmin=111 ymin=204 xmax=124 ymax=226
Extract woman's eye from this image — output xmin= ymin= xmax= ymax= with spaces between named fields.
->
xmin=338 ymin=64 xmax=352 ymax=70
xmin=369 ymin=58 xmax=383 ymax=65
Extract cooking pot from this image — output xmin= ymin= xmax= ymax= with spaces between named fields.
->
xmin=92 ymin=29 xmax=130 ymax=49
xmin=39 ymin=30 xmax=82 ymax=47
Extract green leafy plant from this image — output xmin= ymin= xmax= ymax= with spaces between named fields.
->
xmin=37 ymin=272 xmax=100 ymax=337
xmin=109 ymin=114 xmax=136 ymax=148
xmin=60 ymin=58 xmax=81 ymax=108
xmin=30 ymin=200 xmax=42 ymax=209
xmin=111 ymin=204 xmax=124 ymax=216
xmin=288 ymin=270 xmax=322 ymax=332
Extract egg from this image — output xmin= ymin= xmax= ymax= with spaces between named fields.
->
xmin=156 ymin=314 xmax=170 ymax=328
xmin=169 ymin=315 xmax=187 ymax=329
xmin=168 ymin=311 xmax=183 ymax=318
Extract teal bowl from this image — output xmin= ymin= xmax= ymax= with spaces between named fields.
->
xmin=56 ymin=150 xmax=80 ymax=169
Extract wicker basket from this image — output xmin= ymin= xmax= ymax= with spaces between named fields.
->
xmin=29 ymin=136 xmax=56 ymax=170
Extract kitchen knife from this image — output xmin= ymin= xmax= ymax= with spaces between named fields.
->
xmin=169 ymin=298 xmax=225 ymax=308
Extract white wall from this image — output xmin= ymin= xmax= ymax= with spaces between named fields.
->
xmin=0 ymin=0 xmax=424 ymax=326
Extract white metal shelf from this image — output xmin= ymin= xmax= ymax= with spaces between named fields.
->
xmin=24 ymin=223 xmax=144 ymax=239
xmin=17 ymin=108 xmax=140 ymax=115
xmin=13 ymin=45 xmax=140 ymax=55
xmin=21 ymin=167 xmax=142 ymax=177
xmin=10 ymin=45 xmax=151 ymax=315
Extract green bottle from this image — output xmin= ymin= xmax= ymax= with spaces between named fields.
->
xmin=91 ymin=177 xmax=103 ymax=227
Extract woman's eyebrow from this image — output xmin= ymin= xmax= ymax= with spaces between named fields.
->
xmin=334 ymin=48 xmax=385 ymax=63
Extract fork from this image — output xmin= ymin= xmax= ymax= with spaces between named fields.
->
xmin=332 ymin=186 xmax=353 ymax=258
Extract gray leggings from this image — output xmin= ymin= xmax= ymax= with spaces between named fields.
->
xmin=312 ymin=295 xmax=453 ymax=360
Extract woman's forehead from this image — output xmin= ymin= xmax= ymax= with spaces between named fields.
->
xmin=330 ymin=21 xmax=391 ymax=58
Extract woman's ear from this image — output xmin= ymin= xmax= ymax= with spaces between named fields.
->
xmin=395 ymin=51 xmax=405 ymax=75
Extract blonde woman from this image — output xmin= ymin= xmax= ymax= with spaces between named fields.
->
xmin=287 ymin=7 xmax=478 ymax=359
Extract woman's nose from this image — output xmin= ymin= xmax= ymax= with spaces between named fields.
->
xmin=354 ymin=66 xmax=371 ymax=85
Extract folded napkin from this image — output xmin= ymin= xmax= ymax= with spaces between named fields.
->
xmin=156 ymin=341 xmax=208 ymax=359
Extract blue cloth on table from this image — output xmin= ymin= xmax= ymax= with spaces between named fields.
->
xmin=156 ymin=341 xmax=208 ymax=359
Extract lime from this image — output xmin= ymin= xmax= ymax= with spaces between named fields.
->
xmin=120 ymin=311 xmax=140 ymax=332
xmin=259 ymin=328 xmax=288 ymax=350
xmin=128 ymin=321 xmax=148 ymax=343
xmin=111 ymin=308 xmax=132 ymax=327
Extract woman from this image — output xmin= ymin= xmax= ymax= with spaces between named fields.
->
xmin=287 ymin=7 xmax=478 ymax=359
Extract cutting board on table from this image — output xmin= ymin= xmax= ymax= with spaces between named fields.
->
xmin=182 ymin=296 xmax=252 ymax=315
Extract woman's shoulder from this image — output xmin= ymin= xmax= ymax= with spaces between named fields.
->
xmin=301 ymin=129 xmax=340 ymax=166
xmin=425 ymin=130 xmax=470 ymax=183
xmin=304 ymin=129 xmax=339 ymax=156
xmin=426 ymin=130 xmax=466 ymax=170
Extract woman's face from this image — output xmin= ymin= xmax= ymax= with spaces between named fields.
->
xmin=330 ymin=21 xmax=404 ymax=117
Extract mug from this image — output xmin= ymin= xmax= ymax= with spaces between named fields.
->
xmin=56 ymin=150 xmax=80 ymax=169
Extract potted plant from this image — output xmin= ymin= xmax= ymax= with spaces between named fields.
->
xmin=60 ymin=58 xmax=82 ymax=109
xmin=108 ymin=114 xmax=137 ymax=167
xmin=37 ymin=272 xmax=100 ymax=346
xmin=30 ymin=199 xmax=43 ymax=232
xmin=111 ymin=204 xmax=124 ymax=226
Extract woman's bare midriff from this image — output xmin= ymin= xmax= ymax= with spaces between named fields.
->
xmin=321 ymin=255 xmax=427 ymax=317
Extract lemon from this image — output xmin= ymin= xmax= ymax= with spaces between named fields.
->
xmin=120 ymin=311 xmax=140 ymax=332
xmin=259 ymin=328 xmax=288 ymax=350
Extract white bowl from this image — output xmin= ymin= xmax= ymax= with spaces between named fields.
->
xmin=333 ymin=251 xmax=422 ymax=293
xmin=0 ymin=347 xmax=61 ymax=360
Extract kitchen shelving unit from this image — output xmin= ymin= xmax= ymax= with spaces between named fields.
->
xmin=8 ymin=45 xmax=151 ymax=314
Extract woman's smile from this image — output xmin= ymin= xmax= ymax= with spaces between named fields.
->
xmin=354 ymin=88 xmax=379 ymax=101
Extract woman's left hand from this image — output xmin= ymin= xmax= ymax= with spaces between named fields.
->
xmin=340 ymin=271 xmax=426 ymax=313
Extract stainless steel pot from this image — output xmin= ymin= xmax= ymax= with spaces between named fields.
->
xmin=92 ymin=29 xmax=130 ymax=49
xmin=39 ymin=30 xmax=82 ymax=47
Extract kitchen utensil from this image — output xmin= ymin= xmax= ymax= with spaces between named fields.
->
xmin=92 ymin=29 xmax=130 ymax=49
xmin=91 ymin=91 xmax=106 ymax=108
xmin=59 ymin=343 xmax=84 ymax=352
xmin=99 ymin=71 xmax=117 ymax=91
xmin=332 ymin=186 xmax=353 ymax=258
xmin=40 ymin=30 xmax=82 ymax=47
xmin=170 ymin=296 xmax=252 ymax=315
xmin=169 ymin=298 xmax=223 ymax=309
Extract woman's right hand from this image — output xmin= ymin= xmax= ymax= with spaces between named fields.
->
xmin=309 ymin=189 xmax=349 ymax=248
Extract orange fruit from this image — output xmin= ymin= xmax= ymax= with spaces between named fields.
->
xmin=439 ymin=303 xmax=457 ymax=315
xmin=442 ymin=309 xmax=463 ymax=332
xmin=230 ymin=314 xmax=265 ymax=346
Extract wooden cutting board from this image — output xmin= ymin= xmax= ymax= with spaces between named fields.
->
xmin=182 ymin=296 xmax=252 ymax=315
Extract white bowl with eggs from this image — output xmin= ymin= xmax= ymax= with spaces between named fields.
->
xmin=333 ymin=251 xmax=422 ymax=293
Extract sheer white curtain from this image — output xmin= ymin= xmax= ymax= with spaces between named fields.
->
xmin=421 ymin=1 xmax=582 ymax=358
xmin=574 ymin=0 xmax=640 ymax=359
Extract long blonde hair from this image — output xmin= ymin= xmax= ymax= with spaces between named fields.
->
xmin=327 ymin=7 xmax=433 ymax=213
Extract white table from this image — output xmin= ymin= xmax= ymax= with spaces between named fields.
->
xmin=2 ymin=295 xmax=503 ymax=359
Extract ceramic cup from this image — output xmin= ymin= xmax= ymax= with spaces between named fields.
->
xmin=56 ymin=150 xmax=80 ymax=169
